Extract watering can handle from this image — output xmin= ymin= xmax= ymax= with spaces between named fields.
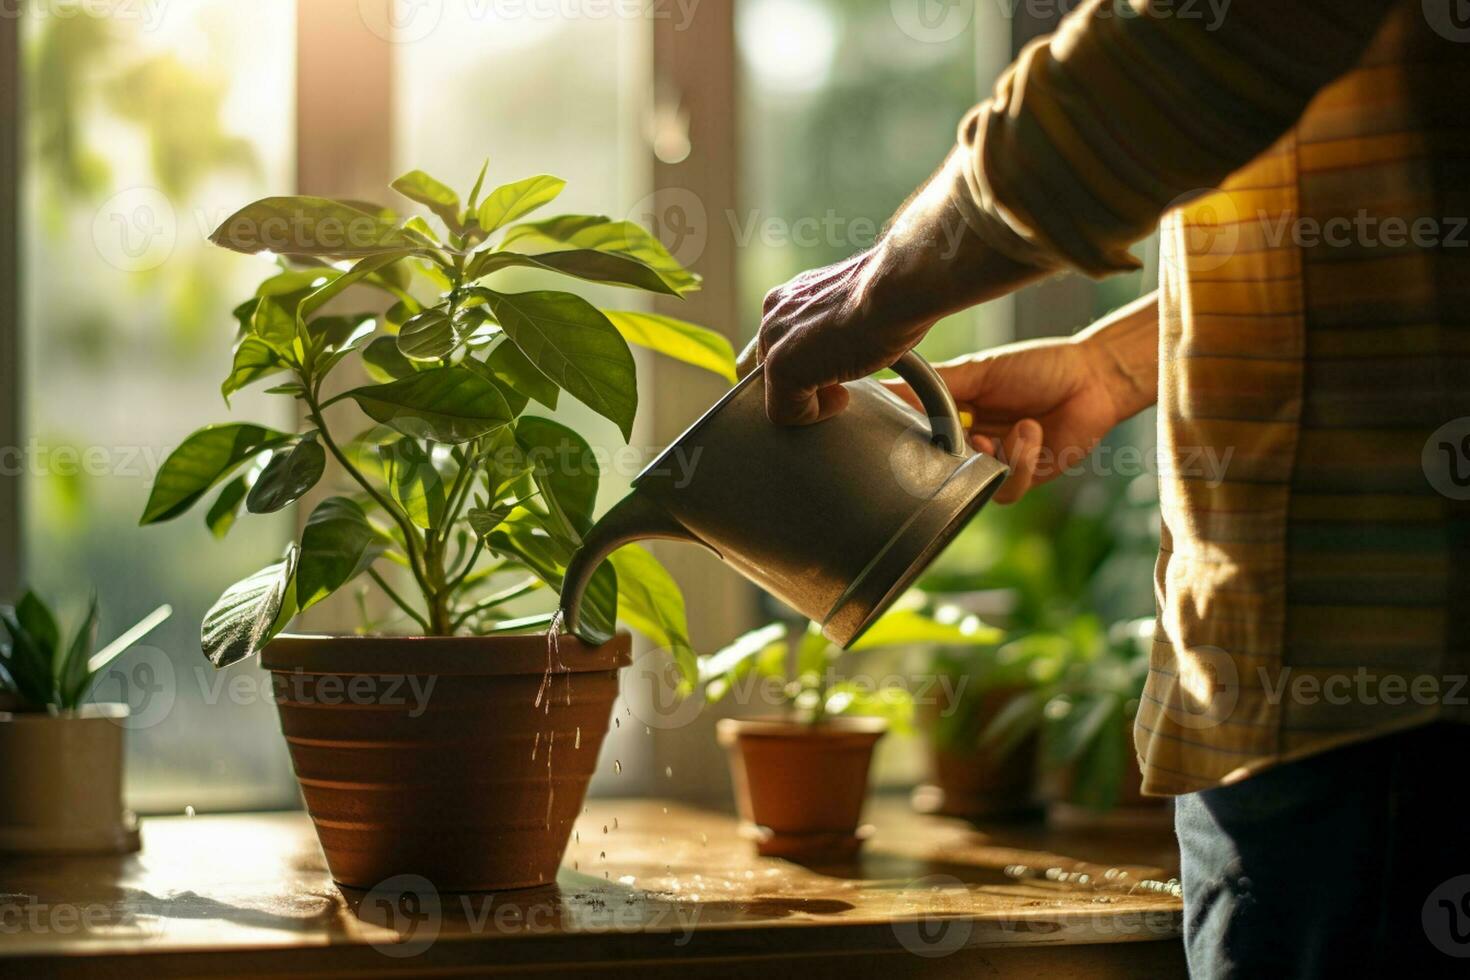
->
xmin=736 ymin=338 xmax=967 ymax=456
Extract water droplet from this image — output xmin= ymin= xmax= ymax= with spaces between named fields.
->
xmin=602 ymin=825 xmax=608 ymax=834
xmin=664 ymin=766 xmax=673 ymax=779
xmin=531 ymin=731 xmax=540 ymax=760
xmin=612 ymin=817 xmax=619 ymax=830
xmin=599 ymin=851 xmax=607 ymax=861
xmin=574 ymin=831 xmax=580 ymax=843
xmin=184 ymin=805 xmax=196 ymax=818
xmin=614 ymin=717 xmax=621 ymax=728
xmin=613 ymin=759 xmax=622 ymax=775
xmin=574 ymin=727 xmax=581 ymax=749
xmin=661 ymin=806 xmax=669 ymax=815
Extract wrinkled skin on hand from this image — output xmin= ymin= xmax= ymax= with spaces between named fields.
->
xmin=756 ymin=249 xmax=936 ymax=427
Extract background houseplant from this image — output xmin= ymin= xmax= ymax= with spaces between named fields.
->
xmin=913 ymin=471 xmax=1160 ymax=818
xmin=702 ymin=605 xmax=1000 ymax=860
xmin=139 ymin=162 xmax=736 ymax=889
xmin=0 ymin=592 xmax=169 ymax=854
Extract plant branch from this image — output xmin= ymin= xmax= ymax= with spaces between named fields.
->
xmin=366 ymin=567 xmax=431 ymax=632
xmin=450 ymin=578 xmax=541 ymax=631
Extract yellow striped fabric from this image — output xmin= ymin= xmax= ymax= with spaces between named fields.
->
xmin=949 ymin=0 xmax=1470 ymax=794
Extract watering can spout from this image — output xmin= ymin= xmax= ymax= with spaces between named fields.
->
xmin=558 ymin=492 xmax=704 ymax=643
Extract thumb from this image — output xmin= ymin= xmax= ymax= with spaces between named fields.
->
xmin=764 ymin=352 xmax=851 ymax=425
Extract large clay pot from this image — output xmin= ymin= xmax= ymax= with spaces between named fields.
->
xmin=262 ymin=632 xmax=630 ymax=891
xmin=0 ymin=704 xmax=139 ymax=855
xmin=717 ymin=717 xmax=885 ymax=862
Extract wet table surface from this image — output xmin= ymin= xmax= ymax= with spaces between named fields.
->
xmin=0 ymin=798 xmax=1185 ymax=978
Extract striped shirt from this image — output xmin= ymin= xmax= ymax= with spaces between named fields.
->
xmin=946 ymin=0 xmax=1470 ymax=794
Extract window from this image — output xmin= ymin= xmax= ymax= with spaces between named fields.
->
xmin=21 ymin=0 xmax=299 ymax=811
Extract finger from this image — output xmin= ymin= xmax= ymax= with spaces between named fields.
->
xmin=994 ymin=419 xmax=1043 ymax=505
xmin=970 ymin=433 xmax=997 ymax=456
xmin=765 ymin=352 xmax=833 ymax=425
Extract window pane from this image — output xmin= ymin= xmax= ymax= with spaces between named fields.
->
xmin=391 ymin=6 xmax=650 ymax=795
xmin=22 ymin=0 xmax=298 ymax=811
xmin=736 ymin=0 xmax=1008 ymax=362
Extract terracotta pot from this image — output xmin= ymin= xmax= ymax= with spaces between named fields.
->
xmin=914 ymin=686 xmax=1039 ymax=820
xmin=0 ymin=704 xmax=140 ymax=855
xmin=717 ymin=717 xmax=885 ymax=862
xmin=262 ymin=632 xmax=630 ymax=891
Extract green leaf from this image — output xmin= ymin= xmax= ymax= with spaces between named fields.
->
xmin=466 ymin=504 xmax=510 ymax=539
xmin=251 ymin=291 xmax=308 ymax=354
xmin=480 ymin=337 xmax=558 ymax=410
xmin=222 ymin=336 xmax=287 ymax=403
xmin=345 ymin=366 xmax=514 ymax=444
xmin=515 ymin=416 xmax=599 ymax=539
xmin=297 ymin=497 xmax=386 ymax=611
xmin=849 ymin=608 xmax=1004 ymax=652
xmin=824 ymin=681 xmax=913 ymax=732
xmin=462 ymin=356 xmax=529 ymax=416
xmin=602 ymin=310 xmax=736 ymax=383
xmin=245 ymin=435 xmax=326 ymax=514
xmin=297 ymin=250 xmax=416 ymax=326
xmin=201 ymin=545 xmax=298 ymax=668
xmin=699 ymin=622 xmax=787 ymax=698
xmin=396 ymin=309 xmax=459 ymax=361
xmin=14 ymin=592 xmax=60 ymax=658
xmin=391 ymin=169 xmax=461 ymax=230
xmin=465 ymin=159 xmax=490 ymax=215
xmin=500 ymin=214 xmax=700 ymax=295
xmin=1 ymin=607 xmax=56 ymax=708
xmin=607 ymin=545 xmax=696 ymax=690
xmin=379 ymin=438 xmax=445 ymax=529
xmin=361 ymin=336 xmax=417 ymax=382
xmin=210 ymin=196 xmax=412 ymax=257
xmin=480 ymin=290 xmax=636 ymax=440
xmin=466 ymin=249 xmax=680 ymax=297
xmin=475 ymin=174 xmax=565 ymax=235
xmin=205 ymin=474 xmax=251 ymax=539
xmin=58 ymin=596 xmax=100 ymax=710
xmin=141 ymin=424 xmax=294 ymax=524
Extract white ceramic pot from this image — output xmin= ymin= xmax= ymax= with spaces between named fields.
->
xmin=0 ymin=704 xmax=139 ymax=855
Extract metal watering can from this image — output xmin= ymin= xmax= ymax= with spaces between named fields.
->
xmin=558 ymin=346 xmax=1010 ymax=648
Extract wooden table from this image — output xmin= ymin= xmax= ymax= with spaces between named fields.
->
xmin=0 ymin=798 xmax=1184 ymax=978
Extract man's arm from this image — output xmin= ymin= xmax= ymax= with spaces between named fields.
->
xmin=759 ymin=0 xmax=1396 ymax=426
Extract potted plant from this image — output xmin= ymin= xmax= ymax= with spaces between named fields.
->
xmin=0 ymin=592 xmax=170 ymax=854
xmin=139 ymin=162 xmax=735 ymax=890
xmin=702 ymin=604 xmax=999 ymax=862
xmin=916 ymin=626 xmax=1067 ymax=820
xmin=978 ymin=615 xmax=1167 ymax=828
xmin=913 ymin=474 xmax=1158 ymax=820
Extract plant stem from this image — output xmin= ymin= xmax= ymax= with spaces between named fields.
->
xmin=304 ymin=389 xmax=437 ymax=616
xmin=366 ymin=568 xmax=430 ymax=632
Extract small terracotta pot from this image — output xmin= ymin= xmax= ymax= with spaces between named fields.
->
xmin=717 ymin=717 xmax=886 ymax=862
xmin=262 ymin=632 xmax=630 ymax=891
xmin=0 ymin=704 xmax=140 ymax=855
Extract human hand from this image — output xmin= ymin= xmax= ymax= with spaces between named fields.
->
xmin=885 ymin=336 xmax=1132 ymax=504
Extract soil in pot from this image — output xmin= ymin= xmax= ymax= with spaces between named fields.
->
xmin=717 ymin=716 xmax=886 ymax=863
xmin=262 ymin=632 xmax=630 ymax=892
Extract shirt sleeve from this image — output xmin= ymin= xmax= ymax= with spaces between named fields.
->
xmin=946 ymin=0 xmax=1397 ymax=277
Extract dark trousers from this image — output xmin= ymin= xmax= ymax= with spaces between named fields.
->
xmin=1175 ymin=723 xmax=1470 ymax=979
